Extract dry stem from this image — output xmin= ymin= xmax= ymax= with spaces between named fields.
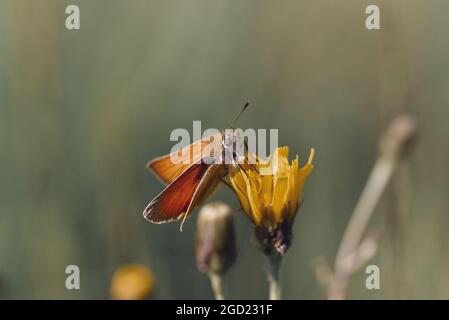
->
xmin=324 ymin=115 xmax=416 ymax=299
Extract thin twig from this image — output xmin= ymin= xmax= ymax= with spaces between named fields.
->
xmin=325 ymin=115 xmax=417 ymax=300
xmin=328 ymin=158 xmax=394 ymax=299
xmin=208 ymin=273 xmax=225 ymax=300
xmin=312 ymin=256 xmax=333 ymax=293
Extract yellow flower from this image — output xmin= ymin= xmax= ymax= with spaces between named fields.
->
xmin=110 ymin=264 xmax=154 ymax=300
xmin=230 ymin=146 xmax=314 ymax=255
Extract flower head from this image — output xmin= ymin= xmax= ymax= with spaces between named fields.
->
xmin=110 ymin=264 xmax=154 ymax=300
xmin=230 ymin=146 xmax=314 ymax=256
xmin=195 ymin=202 xmax=237 ymax=275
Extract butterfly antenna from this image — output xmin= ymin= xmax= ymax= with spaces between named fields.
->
xmin=230 ymin=101 xmax=250 ymax=128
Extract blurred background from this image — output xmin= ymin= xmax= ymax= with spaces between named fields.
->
xmin=0 ymin=0 xmax=448 ymax=299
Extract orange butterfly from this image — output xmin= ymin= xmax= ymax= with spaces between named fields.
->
xmin=143 ymin=102 xmax=250 ymax=230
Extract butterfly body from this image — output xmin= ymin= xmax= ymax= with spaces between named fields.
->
xmin=143 ymin=130 xmax=241 ymax=228
xmin=143 ymin=102 xmax=251 ymax=229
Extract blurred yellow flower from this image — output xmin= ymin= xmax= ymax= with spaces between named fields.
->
xmin=230 ymin=146 xmax=314 ymax=255
xmin=110 ymin=264 xmax=154 ymax=300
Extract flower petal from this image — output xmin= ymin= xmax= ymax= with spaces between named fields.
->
xmin=287 ymin=156 xmax=300 ymax=218
xmin=296 ymin=148 xmax=315 ymax=207
xmin=243 ymin=170 xmax=263 ymax=226
xmin=271 ymin=147 xmax=290 ymax=223
xmin=229 ymin=172 xmax=252 ymax=221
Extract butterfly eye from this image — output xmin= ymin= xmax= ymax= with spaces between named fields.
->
xmin=223 ymin=136 xmax=233 ymax=147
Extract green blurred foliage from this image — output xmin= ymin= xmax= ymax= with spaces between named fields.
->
xmin=0 ymin=0 xmax=448 ymax=299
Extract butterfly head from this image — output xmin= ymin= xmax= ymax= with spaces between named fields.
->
xmin=222 ymin=128 xmax=246 ymax=167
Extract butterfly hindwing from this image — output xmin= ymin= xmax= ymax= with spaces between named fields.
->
xmin=143 ymin=161 xmax=211 ymax=223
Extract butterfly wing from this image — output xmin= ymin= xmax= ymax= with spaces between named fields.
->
xmin=143 ymin=161 xmax=225 ymax=225
xmin=147 ymin=134 xmax=221 ymax=185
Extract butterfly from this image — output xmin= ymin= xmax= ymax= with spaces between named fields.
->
xmin=143 ymin=102 xmax=250 ymax=230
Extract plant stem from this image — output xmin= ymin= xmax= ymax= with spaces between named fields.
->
xmin=318 ymin=115 xmax=416 ymax=300
xmin=267 ymin=255 xmax=283 ymax=300
xmin=328 ymin=157 xmax=394 ymax=300
xmin=208 ymin=272 xmax=225 ymax=300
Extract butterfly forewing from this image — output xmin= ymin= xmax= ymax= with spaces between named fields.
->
xmin=147 ymin=134 xmax=221 ymax=185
